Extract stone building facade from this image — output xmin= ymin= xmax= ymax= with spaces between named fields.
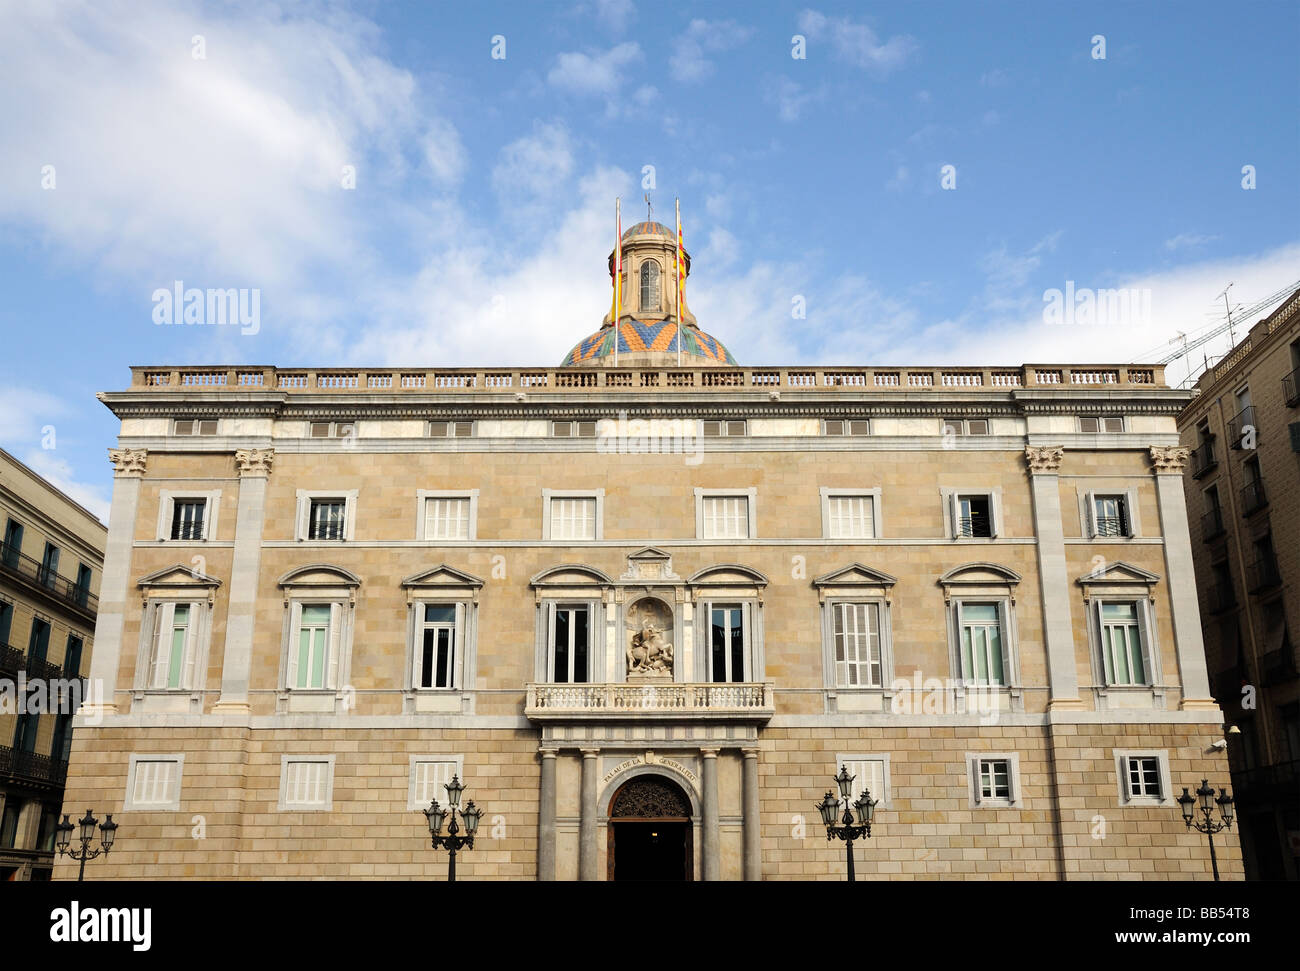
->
xmin=1 ymin=448 xmax=105 ymax=880
xmin=60 ymin=223 xmax=1238 ymax=880
xmin=1177 ymin=286 xmax=1300 ymax=880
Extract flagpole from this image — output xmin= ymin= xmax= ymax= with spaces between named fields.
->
xmin=614 ymin=196 xmax=621 ymax=367
xmin=676 ymin=197 xmax=682 ymax=368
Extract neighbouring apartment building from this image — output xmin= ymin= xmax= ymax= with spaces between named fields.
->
xmin=0 ymin=448 xmax=105 ymax=880
xmin=1178 ymin=286 xmax=1300 ymax=881
xmin=61 ymin=221 xmax=1238 ymax=880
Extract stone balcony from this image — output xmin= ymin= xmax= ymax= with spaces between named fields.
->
xmin=524 ymin=682 xmax=774 ymax=723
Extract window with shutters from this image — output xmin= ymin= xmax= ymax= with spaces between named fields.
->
xmin=1082 ymin=489 xmax=1138 ymax=538
xmin=295 ymin=490 xmax=357 ymax=542
xmin=288 ymin=604 xmax=339 ymax=690
xmin=1078 ymin=415 xmax=1125 ymax=433
xmin=146 ymin=601 xmax=201 ymax=690
xmin=419 ymin=494 xmax=475 ymax=541
xmin=124 ymin=755 xmax=184 ymax=810
xmin=407 ymin=756 xmax=465 ymax=810
xmin=943 ymin=418 xmax=990 ymax=436
xmin=823 ymin=418 xmax=871 ymax=436
xmin=543 ymin=490 xmax=602 ymax=541
xmin=429 ymin=420 xmax=474 ymax=438
xmin=552 ymin=420 xmax=597 ymax=437
xmin=1096 ymin=600 xmax=1151 ymax=686
xmin=277 ymin=567 xmax=360 ymax=709
xmin=696 ymin=488 xmax=756 ymax=539
xmin=967 ymin=753 xmax=1020 ymax=807
xmin=278 ymin=756 xmax=335 ymax=811
xmin=1114 ymin=750 xmax=1171 ymax=806
xmin=821 ymin=490 xmax=880 ymax=539
xmin=831 ymin=602 xmax=882 ymax=687
xmin=700 ymin=419 xmax=747 ymax=437
xmin=158 ymin=490 xmax=220 ymax=542
xmin=952 ymin=600 xmax=1011 ymax=686
xmin=173 ymin=418 xmax=218 ymax=436
xmin=833 ymin=755 xmax=891 ymax=809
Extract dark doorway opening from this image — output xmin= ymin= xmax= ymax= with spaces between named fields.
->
xmin=610 ymin=821 xmax=690 ymax=881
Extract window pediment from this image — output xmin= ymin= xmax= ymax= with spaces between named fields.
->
xmin=813 ymin=563 xmax=898 ymax=589
xmin=686 ymin=564 xmax=768 ymax=587
xmin=278 ymin=564 xmax=362 ymax=589
xmin=938 ymin=562 xmax=1021 ymax=604
xmin=1077 ymin=561 xmax=1160 ymax=600
xmin=137 ymin=565 xmax=222 ymax=602
xmin=401 ymin=565 xmax=485 ymax=589
xmin=530 ymin=564 xmax=614 ymax=587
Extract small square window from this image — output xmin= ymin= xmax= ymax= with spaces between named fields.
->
xmin=309 ymin=500 xmax=347 ymax=540
xmin=549 ymin=497 xmax=597 ymax=541
xmin=1092 ymin=495 xmax=1130 ymax=537
xmin=1080 ymin=415 xmax=1124 ymax=433
xmin=701 ymin=420 xmax=747 ymax=437
xmin=424 ymin=497 xmax=471 ymax=540
xmin=125 ymin=755 xmax=184 ymax=810
xmin=966 ymin=419 xmax=989 ymax=435
xmin=823 ymin=418 xmax=870 ymax=436
xmin=968 ymin=753 xmax=1019 ymax=807
xmin=278 ymin=756 xmax=335 ymax=811
xmin=408 ymin=757 xmax=465 ymax=811
xmin=552 ymin=421 xmax=596 ymax=437
xmin=429 ymin=421 xmax=474 ymax=437
xmin=174 ymin=419 xmax=218 ymax=436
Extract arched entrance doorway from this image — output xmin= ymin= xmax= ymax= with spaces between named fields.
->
xmin=607 ymin=775 xmax=693 ymax=881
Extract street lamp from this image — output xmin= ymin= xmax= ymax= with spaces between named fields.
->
xmin=816 ymin=764 xmax=878 ymax=882
xmin=1176 ymin=778 xmax=1234 ymax=881
xmin=421 ymin=774 xmax=483 ymax=882
xmin=55 ymin=809 xmax=118 ymax=881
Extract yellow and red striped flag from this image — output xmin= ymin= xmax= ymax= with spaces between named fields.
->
xmin=675 ymin=198 xmax=684 ymax=366
xmin=612 ymin=197 xmax=622 ymax=365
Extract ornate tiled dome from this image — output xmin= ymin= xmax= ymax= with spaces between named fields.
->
xmin=621 ymin=220 xmax=675 ymax=240
xmin=562 ymin=319 xmax=737 ymax=367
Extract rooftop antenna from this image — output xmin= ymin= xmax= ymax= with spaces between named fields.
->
xmin=1216 ymin=282 xmax=1236 ymax=346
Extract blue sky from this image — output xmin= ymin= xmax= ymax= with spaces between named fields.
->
xmin=1 ymin=0 xmax=1297 ymax=521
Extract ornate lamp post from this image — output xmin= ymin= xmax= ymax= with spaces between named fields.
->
xmin=815 ymin=764 xmax=878 ymax=882
xmin=1176 ymin=779 xmax=1234 ymax=881
xmin=55 ymin=809 xmax=118 ymax=881
xmin=421 ymin=774 xmax=483 ymax=882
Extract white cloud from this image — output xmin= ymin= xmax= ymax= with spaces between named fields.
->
xmin=886 ymin=165 xmax=910 ymax=191
xmin=767 ymin=77 xmax=821 ymax=122
xmin=797 ymin=9 xmax=917 ymax=72
xmin=492 ymin=123 xmax=575 ymax=200
xmin=547 ymin=42 xmax=642 ymax=96
xmin=669 ymin=19 xmax=755 ymax=83
xmin=592 ymin=0 xmax=636 ymax=33
xmin=19 ymin=450 xmax=110 ymax=524
xmin=1165 ymin=232 xmax=1220 ymax=251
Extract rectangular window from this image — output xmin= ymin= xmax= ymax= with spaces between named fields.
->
xmin=39 ymin=542 xmax=60 ymax=588
xmin=549 ymin=497 xmax=597 ymax=541
xmin=309 ymin=421 xmax=355 ymax=439
xmin=63 ymin=635 xmax=83 ymax=677
xmin=701 ymin=420 xmax=747 ymax=437
xmin=74 ymin=564 xmax=92 ymax=606
xmin=308 ymin=499 xmax=347 ymax=540
xmin=129 ymin=758 xmax=181 ymax=808
xmin=424 ymin=497 xmax=471 ymax=540
xmin=411 ymin=759 xmax=460 ymax=809
xmin=833 ymin=602 xmax=881 ymax=687
xmin=824 ymin=419 xmax=870 ymax=436
xmin=552 ymin=420 xmax=597 ymax=437
xmin=958 ymin=603 xmax=1005 ymax=685
xmin=710 ymin=605 xmax=747 ymax=682
xmin=2 ymin=519 xmax=22 ymax=567
xmin=550 ymin=605 xmax=590 ymax=683
xmin=1079 ymin=416 xmax=1124 ymax=433
xmin=149 ymin=603 xmax=198 ymax=690
xmin=170 ymin=499 xmax=207 ymax=540
xmin=1092 ymin=495 xmax=1130 ymax=537
xmin=955 ymin=494 xmax=993 ymax=538
xmin=281 ymin=759 xmax=332 ymax=809
xmin=837 ymin=757 xmax=888 ymax=807
xmin=0 ymin=600 xmax=11 ymax=645
xmin=702 ymin=496 xmax=749 ymax=539
xmin=1100 ymin=601 xmax=1146 ymax=686
xmin=977 ymin=758 xmax=1012 ymax=801
xmin=1 ymin=805 xmax=22 ymax=848
xmin=1125 ymin=756 xmax=1162 ymax=798
xmin=289 ymin=605 xmax=335 ymax=689
xmin=174 ymin=419 xmax=218 ymax=436
xmin=827 ymin=495 xmax=876 ymax=539
xmin=429 ymin=421 xmax=474 ymax=437
xmin=418 ymin=604 xmax=458 ymax=689
xmin=28 ymin=617 xmax=50 ymax=664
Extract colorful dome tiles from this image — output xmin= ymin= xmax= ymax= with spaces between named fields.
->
xmin=561 ymin=319 xmax=737 ymax=366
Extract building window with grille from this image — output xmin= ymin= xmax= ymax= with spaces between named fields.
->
xmin=544 ymin=491 xmax=602 ymax=541
xmin=950 ymin=493 xmax=995 ymax=538
xmin=1090 ymin=494 xmax=1131 ymax=537
xmin=171 ymin=499 xmax=206 ymax=540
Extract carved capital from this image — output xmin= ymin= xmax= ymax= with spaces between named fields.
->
xmin=108 ymin=447 xmax=147 ymax=476
xmin=1149 ymin=445 xmax=1190 ymax=475
xmin=1024 ymin=445 xmax=1064 ymax=474
xmin=234 ymin=447 xmax=274 ymax=476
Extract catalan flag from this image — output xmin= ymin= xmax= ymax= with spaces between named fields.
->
xmin=612 ymin=198 xmax=622 ymax=364
xmin=675 ymin=198 xmax=684 ymax=365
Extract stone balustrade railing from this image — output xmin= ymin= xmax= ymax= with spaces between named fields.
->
xmin=524 ymin=682 xmax=774 ymax=721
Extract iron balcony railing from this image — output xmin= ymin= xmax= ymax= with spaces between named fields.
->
xmin=0 ymin=544 xmax=97 ymax=614
xmin=1192 ymin=439 xmax=1217 ymax=478
xmin=956 ymin=516 xmax=993 ymax=538
xmin=524 ymin=682 xmax=774 ymax=721
xmin=1227 ymin=405 xmax=1256 ymax=449
xmin=1094 ymin=514 xmax=1129 ymax=537
xmin=1284 ymin=367 xmax=1300 ymax=408
xmin=1232 ymin=759 xmax=1299 ymax=803
xmin=0 ymin=746 xmax=68 ymax=787
xmin=1247 ymin=555 xmax=1282 ymax=593
xmin=1201 ymin=508 xmax=1226 ymax=540
xmin=1260 ymin=646 xmax=1298 ymax=686
xmin=1240 ymin=478 xmax=1268 ymax=516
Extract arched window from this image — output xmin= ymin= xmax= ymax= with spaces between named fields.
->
xmin=639 ymin=261 xmax=660 ymax=311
